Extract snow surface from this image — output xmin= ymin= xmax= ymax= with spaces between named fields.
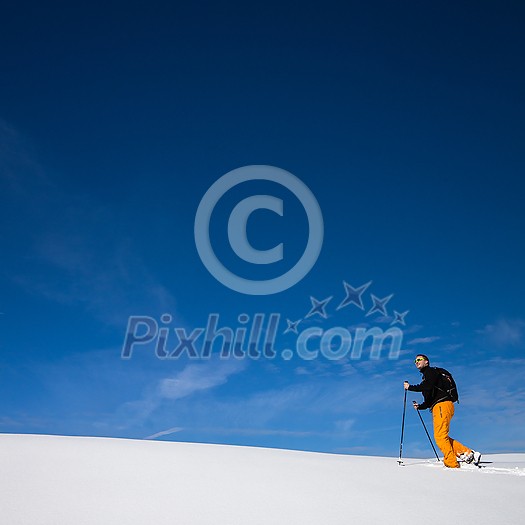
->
xmin=0 ymin=434 xmax=523 ymax=525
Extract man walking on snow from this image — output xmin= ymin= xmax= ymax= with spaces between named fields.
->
xmin=404 ymin=354 xmax=481 ymax=468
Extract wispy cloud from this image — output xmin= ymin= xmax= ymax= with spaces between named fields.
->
xmin=159 ymin=359 xmax=246 ymax=401
xmin=0 ymin=119 xmax=48 ymax=191
xmin=401 ymin=324 xmax=424 ymax=335
xmin=478 ymin=319 xmax=525 ymax=348
xmin=448 ymin=358 xmax=525 ymax=424
xmin=30 ymin=229 xmax=176 ymax=326
xmin=193 ymin=427 xmax=318 ymax=438
xmin=145 ymin=424 xmax=352 ymax=442
xmin=442 ymin=343 xmax=464 ymax=351
xmin=130 ymin=370 xmax=390 ymax=443
xmin=122 ymin=357 xmax=248 ymax=424
xmin=0 ymin=119 xmax=177 ymax=327
xmin=408 ymin=336 xmax=441 ymax=345
xmin=334 ymin=419 xmax=355 ymax=434
xmin=144 ymin=427 xmax=184 ymax=440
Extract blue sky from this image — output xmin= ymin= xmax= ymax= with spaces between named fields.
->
xmin=1 ymin=1 xmax=524 ymax=456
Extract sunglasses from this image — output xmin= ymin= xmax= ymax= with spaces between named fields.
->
xmin=414 ymin=357 xmax=426 ymax=363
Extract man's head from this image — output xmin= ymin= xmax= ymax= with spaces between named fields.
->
xmin=414 ymin=354 xmax=430 ymax=370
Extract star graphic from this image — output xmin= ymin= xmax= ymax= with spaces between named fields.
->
xmin=391 ymin=310 xmax=409 ymax=326
xmin=305 ymin=296 xmax=333 ymax=319
xmin=366 ymin=293 xmax=394 ymax=317
xmin=336 ymin=280 xmax=372 ymax=311
xmin=284 ymin=319 xmax=301 ymax=334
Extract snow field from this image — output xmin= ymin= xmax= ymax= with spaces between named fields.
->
xmin=0 ymin=434 xmax=523 ymax=525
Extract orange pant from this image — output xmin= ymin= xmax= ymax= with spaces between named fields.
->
xmin=432 ymin=401 xmax=470 ymax=468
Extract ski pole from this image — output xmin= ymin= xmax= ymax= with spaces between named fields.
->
xmin=414 ymin=402 xmax=440 ymax=461
xmin=398 ymin=387 xmax=407 ymax=465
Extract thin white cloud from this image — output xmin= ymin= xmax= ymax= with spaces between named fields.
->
xmin=294 ymin=367 xmax=311 ymax=376
xmin=408 ymin=336 xmax=441 ymax=345
xmin=119 ymin=357 xmax=248 ymax=427
xmin=442 ymin=343 xmax=464 ymax=351
xmin=199 ymin=427 xmax=318 ymax=438
xmin=401 ymin=324 xmax=424 ymax=335
xmin=0 ymin=119 xmax=49 ymax=191
xmin=158 ymin=359 xmax=246 ymax=401
xmin=144 ymin=427 xmax=184 ymax=440
xmin=1 ymin=119 xmax=177 ymax=326
xmin=334 ymin=419 xmax=355 ymax=434
xmin=478 ymin=319 xmax=525 ymax=348
xmin=145 ymin=425 xmax=350 ymax=441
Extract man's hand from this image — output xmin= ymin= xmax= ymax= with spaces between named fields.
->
xmin=412 ymin=401 xmax=420 ymax=410
xmin=403 ymin=381 xmax=410 ymax=390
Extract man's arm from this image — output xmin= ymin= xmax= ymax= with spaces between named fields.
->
xmin=403 ymin=380 xmax=424 ymax=392
xmin=404 ymin=368 xmax=440 ymax=410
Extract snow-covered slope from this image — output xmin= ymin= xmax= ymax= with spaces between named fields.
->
xmin=0 ymin=434 xmax=523 ymax=524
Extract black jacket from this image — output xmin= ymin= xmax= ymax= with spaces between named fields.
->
xmin=408 ymin=366 xmax=453 ymax=410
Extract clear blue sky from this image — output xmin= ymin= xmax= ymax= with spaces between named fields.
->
xmin=1 ymin=1 xmax=524 ymax=456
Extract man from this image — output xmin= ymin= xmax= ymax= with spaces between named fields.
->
xmin=404 ymin=354 xmax=481 ymax=468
